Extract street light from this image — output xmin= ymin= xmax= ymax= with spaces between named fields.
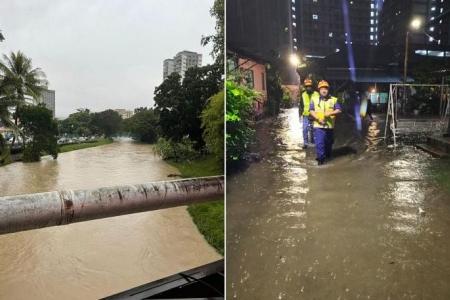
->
xmin=404 ymin=17 xmax=422 ymax=84
xmin=289 ymin=53 xmax=301 ymax=67
xmin=410 ymin=18 xmax=422 ymax=31
xmin=401 ymin=17 xmax=423 ymax=112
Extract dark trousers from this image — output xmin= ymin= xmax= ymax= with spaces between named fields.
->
xmin=302 ymin=116 xmax=314 ymax=145
xmin=314 ymin=128 xmax=334 ymax=161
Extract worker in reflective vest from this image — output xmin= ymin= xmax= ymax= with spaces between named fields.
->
xmin=299 ymin=78 xmax=319 ymax=149
xmin=309 ymin=80 xmax=342 ymax=165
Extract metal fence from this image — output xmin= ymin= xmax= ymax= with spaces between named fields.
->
xmin=384 ymin=84 xmax=450 ymax=146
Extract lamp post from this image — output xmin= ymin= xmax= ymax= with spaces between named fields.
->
xmin=402 ymin=18 xmax=422 ymax=114
xmin=289 ymin=53 xmax=301 ymax=68
xmin=404 ymin=18 xmax=422 ymax=84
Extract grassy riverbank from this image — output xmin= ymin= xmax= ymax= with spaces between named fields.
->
xmin=168 ymin=155 xmax=224 ymax=255
xmin=58 ymin=138 xmax=113 ymax=153
xmin=433 ymin=160 xmax=450 ymax=194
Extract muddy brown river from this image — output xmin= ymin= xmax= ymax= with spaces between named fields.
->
xmin=227 ymin=108 xmax=450 ymax=299
xmin=0 ymin=140 xmax=221 ymax=300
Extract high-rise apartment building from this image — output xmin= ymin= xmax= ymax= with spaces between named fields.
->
xmin=163 ymin=51 xmax=202 ymax=80
xmin=379 ymin=0 xmax=450 ymax=57
xmin=39 ymin=89 xmax=55 ymax=118
xmin=292 ymin=0 xmax=373 ymax=58
xmin=163 ymin=59 xmax=175 ymax=80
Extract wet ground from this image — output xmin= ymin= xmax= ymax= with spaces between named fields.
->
xmin=227 ymin=108 xmax=450 ymax=299
xmin=0 ymin=140 xmax=221 ymax=300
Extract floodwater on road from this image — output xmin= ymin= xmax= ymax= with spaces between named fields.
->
xmin=227 ymin=108 xmax=450 ymax=299
xmin=0 ymin=139 xmax=221 ymax=300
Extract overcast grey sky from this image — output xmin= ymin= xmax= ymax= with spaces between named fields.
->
xmin=0 ymin=0 xmax=215 ymax=118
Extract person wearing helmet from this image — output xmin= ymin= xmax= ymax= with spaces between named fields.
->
xmin=299 ymin=78 xmax=319 ymax=149
xmin=309 ymin=80 xmax=342 ymax=165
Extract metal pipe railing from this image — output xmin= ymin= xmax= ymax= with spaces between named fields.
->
xmin=0 ymin=176 xmax=224 ymax=235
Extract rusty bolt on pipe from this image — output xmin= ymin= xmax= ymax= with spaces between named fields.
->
xmin=0 ymin=176 xmax=224 ymax=235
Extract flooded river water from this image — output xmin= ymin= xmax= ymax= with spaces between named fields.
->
xmin=227 ymin=108 xmax=450 ymax=299
xmin=0 ymin=140 xmax=221 ymax=299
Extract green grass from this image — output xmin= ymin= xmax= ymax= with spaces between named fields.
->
xmin=58 ymin=138 xmax=113 ymax=153
xmin=168 ymin=155 xmax=224 ymax=255
xmin=433 ymin=160 xmax=450 ymax=194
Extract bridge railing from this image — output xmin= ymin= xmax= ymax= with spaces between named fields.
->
xmin=0 ymin=176 xmax=224 ymax=235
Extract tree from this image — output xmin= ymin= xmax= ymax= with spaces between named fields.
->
xmin=154 ymin=73 xmax=185 ymax=141
xmin=58 ymin=108 xmax=93 ymax=136
xmin=181 ymin=64 xmax=223 ymax=148
xmin=266 ymin=65 xmax=283 ymax=116
xmin=202 ymin=90 xmax=224 ymax=159
xmin=201 ymin=0 xmax=224 ymax=66
xmin=154 ymin=64 xmax=222 ymax=149
xmin=90 ymin=109 xmax=122 ymax=138
xmin=19 ymin=104 xmax=58 ymax=162
xmin=123 ymin=108 xmax=159 ymax=143
xmin=0 ymin=51 xmax=48 ymax=146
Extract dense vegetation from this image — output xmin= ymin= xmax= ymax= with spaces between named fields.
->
xmin=19 ymin=104 xmax=58 ymax=162
xmin=122 ymin=107 xmax=159 ymax=143
xmin=0 ymin=51 xmax=49 ymax=163
xmin=226 ymin=80 xmax=257 ymax=163
xmin=154 ymin=64 xmax=223 ymax=152
xmin=58 ymin=108 xmax=122 ymax=138
xmin=202 ymin=91 xmax=224 ymax=160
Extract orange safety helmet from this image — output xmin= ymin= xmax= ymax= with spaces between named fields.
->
xmin=317 ymin=80 xmax=330 ymax=89
xmin=304 ymin=78 xmax=313 ymax=87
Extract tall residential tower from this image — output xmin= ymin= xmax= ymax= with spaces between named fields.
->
xmin=379 ymin=0 xmax=450 ymax=57
xmin=292 ymin=0 xmax=374 ymax=58
xmin=163 ymin=51 xmax=202 ymax=80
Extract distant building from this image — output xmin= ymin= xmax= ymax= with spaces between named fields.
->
xmin=39 ymin=89 xmax=55 ymax=118
xmin=163 ymin=59 xmax=175 ymax=79
xmin=227 ymin=0 xmax=298 ymax=84
xmin=292 ymin=0 xmax=375 ymax=58
xmin=163 ymin=50 xmax=202 ymax=80
xmin=113 ymin=109 xmax=134 ymax=119
xmin=379 ymin=0 xmax=450 ymax=58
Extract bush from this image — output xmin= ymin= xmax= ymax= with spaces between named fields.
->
xmin=201 ymin=90 xmax=224 ymax=159
xmin=226 ymin=80 xmax=257 ymax=163
xmin=265 ymin=66 xmax=283 ymax=116
xmin=153 ymin=137 xmax=199 ymax=161
xmin=281 ymin=86 xmax=292 ymax=108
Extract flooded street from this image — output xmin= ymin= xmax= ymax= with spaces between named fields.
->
xmin=227 ymin=108 xmax=450 ymax=299
xmin=0 ymin=140 xmax=221 ymax=300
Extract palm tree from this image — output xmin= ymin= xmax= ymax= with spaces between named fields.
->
xmin=0 ymin=51 xmax=48 ymax=147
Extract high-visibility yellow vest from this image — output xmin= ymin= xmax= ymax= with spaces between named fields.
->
xmin=311 ymin=95 xmax=338 ymax=129
xmin=301 ymin=91 xmax=319 ymax=116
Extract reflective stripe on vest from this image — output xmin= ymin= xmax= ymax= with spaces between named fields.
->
xmin=312 ymin=95 xmax=338 ymax=129
xmin=301 ymin=91 xmax=318 ymax=116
